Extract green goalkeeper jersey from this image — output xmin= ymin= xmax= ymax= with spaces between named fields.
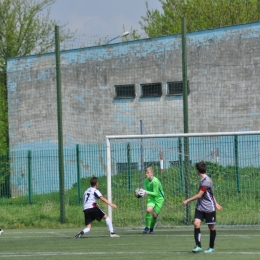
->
xmin=144 ymin=176 xmax=165 ymax=203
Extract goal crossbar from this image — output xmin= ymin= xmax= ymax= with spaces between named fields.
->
xmin=106 ymin=131 xmax=260 ymax=140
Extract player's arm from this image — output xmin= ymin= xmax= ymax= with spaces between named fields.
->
xmin=213 ymin=196 xmax=222 ymax=211
xmin=182 ymin=189 xmax=204 ymax=206
xmin=144 ymin=180 xmax=149 ymax=192
xmin=140 ymin=180 xmax=151 ymax=196
xmin=140 ymin=180 xmax=159 ymax=197
xmin=100 ymin=196 xmax=117 ymax=209
xmin=146 ymin=181 xmax=159 ymax=197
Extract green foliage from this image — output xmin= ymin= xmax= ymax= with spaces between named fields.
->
xmin=0 ymin=0 xmax=75 ymax=151
xmin=0 ymin=74 xmax=8 ymax=153
xmin=0 ymin=153 xmax=10 ymax=197
xmin=0 ymin=0 xmax=76 ymax=197
xmin=0 ymin=0 xmax=75 ymax=69
xmin=1 ymin=163 xmax=260 ymax=227
xmin=140 ymin=0 xmax=260 ymax=37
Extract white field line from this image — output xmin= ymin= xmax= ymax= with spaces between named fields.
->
xmin=4 ymin=227 xmax=260 ymax=235
xmin=1 ymin=233 xmax=260 ymax=239
xmin=1 ymin=251 xmax=260 ymax=258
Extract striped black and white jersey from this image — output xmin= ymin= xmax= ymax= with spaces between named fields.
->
xmin=83 ymin=187 xmax=102 ymax=210
xmin=196 ymin=175 xmax=215 ymax=213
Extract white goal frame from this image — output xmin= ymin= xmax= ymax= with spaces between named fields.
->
xmin=106 ymin=130 xmax=260 ymax=221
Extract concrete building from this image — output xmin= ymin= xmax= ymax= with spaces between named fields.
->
xmin=6 ymin=22 xmax=260 ymax=194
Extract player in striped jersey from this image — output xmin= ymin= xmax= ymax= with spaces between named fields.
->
xmin=75 ymin=177 xmax=119 ymax=238
xmin=182 ymin=161 xmax=222 ymax=253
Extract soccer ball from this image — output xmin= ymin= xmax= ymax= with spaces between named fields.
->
xmin=135 ymin=188 xmax=142 ymax=198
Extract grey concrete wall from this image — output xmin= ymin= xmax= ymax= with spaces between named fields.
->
xmin=7 ymin=22 xmax=260 ymax=151
xmin=6 ymin=22 xmax=260 ymax=195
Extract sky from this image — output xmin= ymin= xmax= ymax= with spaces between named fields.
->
xmin=48 ymin=0 xmax=163 ymax=37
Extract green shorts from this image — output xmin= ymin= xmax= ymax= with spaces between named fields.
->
xmin=147 ymin=198 xmax=164 ymax=215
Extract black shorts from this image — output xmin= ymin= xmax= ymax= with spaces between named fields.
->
xmin=83 ymin=207 xmax=106 ymax=225
xmin=194 ymin=209 xmax=216 ymax=224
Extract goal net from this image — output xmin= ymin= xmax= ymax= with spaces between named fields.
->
xmin=106 ymin=131 xmax=260 ymax=228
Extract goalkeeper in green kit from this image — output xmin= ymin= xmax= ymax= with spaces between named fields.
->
xmin=139 ymin=167 xmax=165 ymax=234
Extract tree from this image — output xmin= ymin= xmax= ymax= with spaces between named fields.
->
xmin=0 ymin=0 xmax=74 ymax=197
xmin=140 ymin=0 xmax=260 ymax=37
xmin=0 ymin=0 xmax=74 ymax=71
xmin=0 ymin=0 xmax=74 ymax=152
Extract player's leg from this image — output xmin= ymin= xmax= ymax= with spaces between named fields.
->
xmin=75 ymin=209 xmax=93 ymax=238
xmin=149 ymin=212 xmax=157 ymax=234
xmin=204 ymin=211 xmax=216 ymax=253
xmin=149 ymin=201 xmax=164 ymax=234
xmin=103 ymin=214 xmax=120 ymax=237
xmin=192 ymin=209 xmax=203 ymax=253
xmin=75 ymin=223 xmax=91 ymax=238
xmin=143 ymin=204 xmax=154 ymax=233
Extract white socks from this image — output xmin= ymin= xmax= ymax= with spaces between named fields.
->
xmin=83 ymin=227 xmax=90 ymax=234
xmin=82 ymin=218 xmax=113 ymax=234
xmin=105 ymin=217 xmax=113 ymax=233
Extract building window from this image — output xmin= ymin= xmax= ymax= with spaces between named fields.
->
xmin=115 ymin=85 xmax=135 ymax=98
xmin=144 ymin=161 xmax=160 ymax=168
xmin=169 ymin=160 xmax=192 ymax=166
xmin=141 ymin=83 xmax=162 ymax=97
xmin=116 ymin=163 xmax=138 ymax=173
xmin=167 ymin=81 xmax=190 ymax=95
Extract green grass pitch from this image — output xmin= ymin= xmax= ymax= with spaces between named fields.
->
xmin=0 ymin=227 xmax=260 ymax=260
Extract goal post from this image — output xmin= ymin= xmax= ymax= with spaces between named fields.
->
xmin=106 ymin=131 xmax=260 ymax=227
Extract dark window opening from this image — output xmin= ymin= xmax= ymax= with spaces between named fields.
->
xmin=115 ymin=85 xmax=135 ymax=98
xmin=169 ymin=160 xmax=192 ymax=166
xmin=116 ymin=163 xmax=138 ymax=173
xmin=144 ymin=161 xmax=160 ymax=168
xmin=141 ymin=83 xmax=162 ymax=97
xmin=167 ymin=81 xmax=190 ymax=95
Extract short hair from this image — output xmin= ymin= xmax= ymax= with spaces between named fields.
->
xmin=90 ymin=177 xmax=98 ymax=187
xmin=146 ymin=167 xmax=154 ymax=174
xmin=195 ymin=161 xmax=207 ymax=173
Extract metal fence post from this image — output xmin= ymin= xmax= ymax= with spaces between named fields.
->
xmin=76 ymin=144 xmax=82 ymax=204
xmin=28 ymin=150 xmax=32 ymax=204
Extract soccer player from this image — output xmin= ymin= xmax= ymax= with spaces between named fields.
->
xmin=0 ymin=228 xmax=3 ymax=235
xmin=139 ymin=167 xmax=165 ymax=234
xmin=75 ymin=176 xmax=119 ymax=238
xmin=182 ymin=161 xmax=222 ymax=253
